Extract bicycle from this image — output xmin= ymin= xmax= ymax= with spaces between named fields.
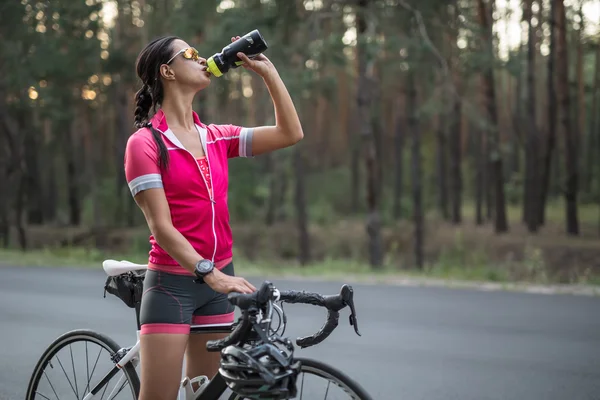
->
xmin=25 ymin=259 xmax=373 ymax=400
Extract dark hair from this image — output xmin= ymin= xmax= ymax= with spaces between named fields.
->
xmin=133 ymin=35 xmax=180 ymax=170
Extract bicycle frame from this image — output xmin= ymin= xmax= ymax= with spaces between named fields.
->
xmin=82 ymin=328 xmax=233 ymax=400
xmin=97 ymin=261 xmax=361 ymax=400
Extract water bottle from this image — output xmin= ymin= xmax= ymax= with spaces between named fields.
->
xmin=206 ymin=29 xmax=268 ymax=77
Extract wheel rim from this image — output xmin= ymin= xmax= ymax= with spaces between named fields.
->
xmin=293 ymin=365 xmax=364 ymax=400
xmin=230 ymin=364 xmax=364 ymax=400
xmin=29 ymin=334 xmax=137 ymax=400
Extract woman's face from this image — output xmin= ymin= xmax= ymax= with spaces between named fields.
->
xmin=163 ymin=39 xmax=212 ymax=91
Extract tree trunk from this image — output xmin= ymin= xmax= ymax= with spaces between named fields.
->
xmin=24 ymin=118 xmax=44 ymax=225
xmin=0 ymin=85 xmax=25 ymax=247
xmin=40 ymin=119 xmax=57 ymax=223
xmin=539 ymin=0 xmax=558 ymax=227
xmin=524 ymin=0 xmax=539 ymax=232
xmin=82 ymin=103 xmax=101 ymax=230
xmin=276 ymin=168 xmax=288 ymax=222
xmin=65 ymin=118 xmax=81 ymax=226
xmin=294 ymin=147 xmax=310 ymax=265
xmin=576 ymin=5 xmax=585 ymax=186
xmin=114 ymin=82 xmax=129 ymax=225
xmin=590 ymin=28 xmax=600 ymax=235
xmin=512 ymin=43 xmax=523 ymax=178
xmin=586 ymin=35 xmax=599 ymax=194
xmin=408 ymin=69 xmax=423 ymax=269
xmin=448 ymin=4 xmax=462 ymax=225
xmin=556 ymin=0 xmax=579 ymax=235
xmin=575 ymin=5 xmax=587 ymax=194
xmin=264 ymin=153 xmax=277 ymax=226
xmin=16 ymin=170 xmax=27 ymax=250
xmin=474 ymin=123 xmax=485 ymax=225
xmin=372 ymin=100 xmax=385 ymax=206
xmin=519 ymin=2 xmax=528 ymax=224
xmin=393 ymin=94 xmax=405 ymax=220
xmin=291 ymin=0 xmax=309 ymax=262
xmin=0 ymin=196 xmax=8 ymax=247
xmin=478 ymin=0 xmax=508 ymax=233
xmin=450 ymin=92 xmax=463 ymax=225
xmin=0 ymin=143 xmax=10 ymax=247
xmin=357 ymin=0 xmax=383 ymax=268
xmin=437 ymin=92 xmax=449 ymax=220
xmin=484 ymin=132 xmax=492 ymax=221
xmin=597 ymin=102 xmax=600 ymax=236
xmin=316 ymin=94 xmax=329 ymax=169
xmin=351 ymin=123 xmax=361 ymax=213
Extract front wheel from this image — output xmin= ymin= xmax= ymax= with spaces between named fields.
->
xmin=26 ymin=329 xmax=140 ymax=400
xmin=228 ymin=357 xmax=372 ymax=400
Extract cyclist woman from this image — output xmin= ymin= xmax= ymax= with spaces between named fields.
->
xmin=124 ymin=35 xmax=303 ymax=400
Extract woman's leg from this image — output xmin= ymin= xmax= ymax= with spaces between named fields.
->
xmin=138 ymin=269 xmax=195 ymax=399
xmin=186 ymin=263 xmax=236 ymax=387
xmin=185 ymin=332 xmax=229 ymax=380
xmin=139 ymin=333 xmax=188 ymax=400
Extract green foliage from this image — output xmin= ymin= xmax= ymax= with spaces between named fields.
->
xmin=228 ymin=157 xmax=270 ymax=221
xmin=1 ymin=0 xmax=600 ymax=278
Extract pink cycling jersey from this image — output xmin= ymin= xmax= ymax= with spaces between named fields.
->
xmin=124 ymin=109 xmax=253 ymax=276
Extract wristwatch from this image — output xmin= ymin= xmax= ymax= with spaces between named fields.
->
xmin=194 ymin=259 xmax=215 ymax=283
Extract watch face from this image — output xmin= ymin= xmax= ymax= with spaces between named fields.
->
xmin=197 ymin=260 xmax=213 ymax=274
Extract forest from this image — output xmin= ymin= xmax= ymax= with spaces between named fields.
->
xmin=1 ymin=0 xmax=599 ymax=284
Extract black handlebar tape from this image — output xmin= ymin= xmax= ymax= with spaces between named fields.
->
xmin=205 ymin=316 xmax=251 ymax=352
xmin=296 ymin=310 xmax=340 ymax=348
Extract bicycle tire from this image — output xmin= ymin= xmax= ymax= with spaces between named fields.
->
xmin=25 ymin=329 xmax=140 ymax=400
xmin=227 ymin=357 xmax=372 ymax=400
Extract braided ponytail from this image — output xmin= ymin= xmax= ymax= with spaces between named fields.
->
xmin=134 ymin=35 xmax=180 ymax=170
xmin=133 ymin=84 xmax=169 ymax=170
xmin=133 ymin=84 xmax=153 ymax=129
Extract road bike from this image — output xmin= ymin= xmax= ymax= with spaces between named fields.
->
xmin=25 ymin=259 xmax=373 ymax=399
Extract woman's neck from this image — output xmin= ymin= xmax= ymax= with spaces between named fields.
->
xmin=160 ymin=90 xmax=197 ymax=131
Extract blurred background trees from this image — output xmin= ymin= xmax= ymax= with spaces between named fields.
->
xmin=1 ymin=0 xmax=599 ymax=282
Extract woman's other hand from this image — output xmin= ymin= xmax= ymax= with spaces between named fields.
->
xmin=231 ymin=36 xmax=275 ymax=79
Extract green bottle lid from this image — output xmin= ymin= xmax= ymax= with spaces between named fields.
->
xmin=206 ymin=56 xmax=223 ymax=77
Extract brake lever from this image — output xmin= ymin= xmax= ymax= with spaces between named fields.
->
xmin=340 ymin=285 xmax=361 ymax=337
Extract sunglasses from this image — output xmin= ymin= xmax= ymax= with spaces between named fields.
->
xmin=165 ymin=47 xmax=200 ymax=65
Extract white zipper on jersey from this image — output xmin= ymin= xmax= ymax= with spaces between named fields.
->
xmin=204 ymin=147 xmax=218 ymax=262
xmin=158 ymin=126 xmax=218 ymax=263
xmin=187 ymin=151 xmax=217 ymax=263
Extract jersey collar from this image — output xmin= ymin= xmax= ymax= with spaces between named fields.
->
xmin=149 ymin=108 xmax=208 ymax=153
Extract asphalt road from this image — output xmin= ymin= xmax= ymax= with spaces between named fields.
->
xmin=1 ymin=265 xmax=599 ymax=400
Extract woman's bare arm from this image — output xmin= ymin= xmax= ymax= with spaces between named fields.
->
xmin=133 ymin=188 xmax=255 ymax=294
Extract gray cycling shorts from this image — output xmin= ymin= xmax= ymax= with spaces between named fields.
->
xmin=139 ymin=263 xmax=235 ymax=335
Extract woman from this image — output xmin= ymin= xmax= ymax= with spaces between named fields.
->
xmin=124 ymin=34 xmax=303 ymax=399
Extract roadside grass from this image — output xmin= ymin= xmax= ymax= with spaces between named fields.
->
xmin=1 ymin=245 xmax=598 ymax=288
xmin=1 ymin=200 xmax=599 ymax=288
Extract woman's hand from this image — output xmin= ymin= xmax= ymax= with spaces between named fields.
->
xmin=231 ymin=35 xmax=276 ymax=79
xmin=204 ymin=267 xmax=256 ymax=294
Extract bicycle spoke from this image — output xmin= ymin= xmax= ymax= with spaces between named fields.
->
xmin=34 ymin=391 xmax=52 ymax=400
xmin=69 ymin=344 xmax=80 ymax=399
xmin=84 ymin=347 xmax=104 ymax=394
xmin=43 ymin=370 xmax=60 ymax=400
xmin=85 ymin=342 xmax=90 ymax=394
xmin=106 ymin=377 xmax=129 ymax=400
xmin=99 ymin=376 xmax=109 ymax=400
xmin=323 ymin=380 xmax=331 ymax=399
xmin=56 ymin=355 xmax=79 ymax=398
xmin=30 ymin=334 xmax=141 ymax=400
xmin=300 ymin=372 xmax=305 ymax=399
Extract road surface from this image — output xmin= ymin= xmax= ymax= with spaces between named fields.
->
xmin=1 ymin=265 xmax=599 ymax=399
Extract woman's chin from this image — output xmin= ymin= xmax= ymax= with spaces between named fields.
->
xmin=195 ymin=77 xmax=211 ymax=91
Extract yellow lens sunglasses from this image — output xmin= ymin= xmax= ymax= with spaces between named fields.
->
xmin=165 ymin=47 xmax=200 ymax=65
